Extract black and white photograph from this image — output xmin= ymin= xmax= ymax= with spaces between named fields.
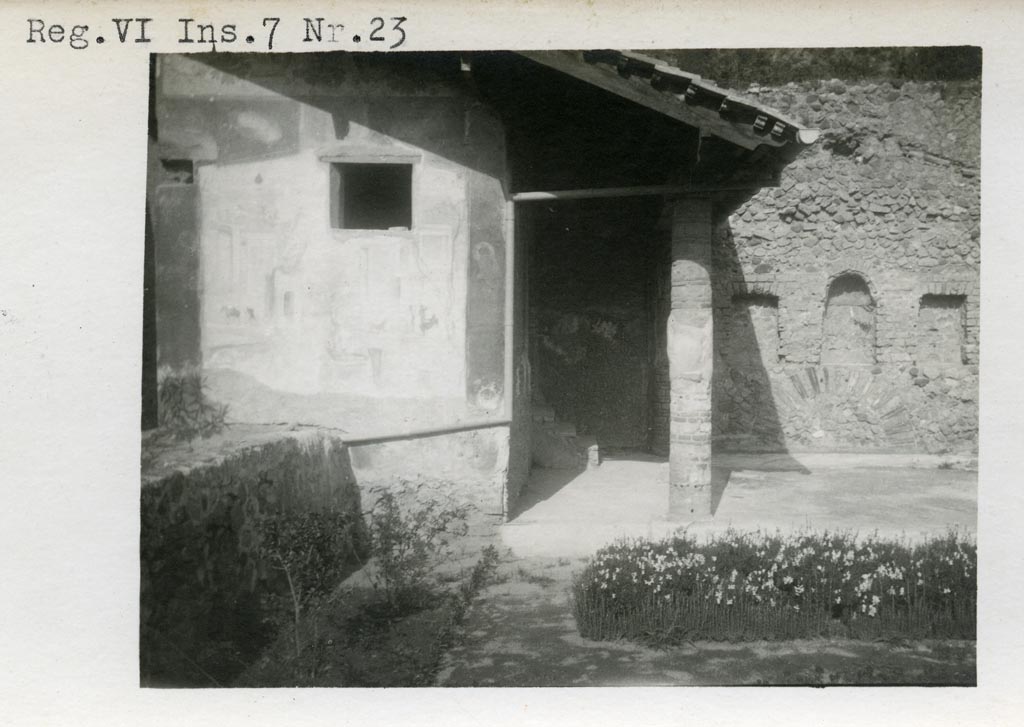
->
xmin=1 ymin=1 xmax=1021 ymax=724
xmin=140 ymin=47 xmax=980 ymax=688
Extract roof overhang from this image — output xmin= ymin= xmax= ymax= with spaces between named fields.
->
xmin=516 ymin=50 xmax=820 ymax=152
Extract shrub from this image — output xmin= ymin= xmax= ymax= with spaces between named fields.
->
xmin=140 ymin=439 xmax=362 ymax=687
xmin=572 ymin=530 xmax=975 ymax=644
xmin=158 ymin=371 xmax=229 ymax=441
xmin=235 ymin=503 xmax=496 ymax=687
xmin=257 ymin=509 xmax=361 ymax=658
xmin=362 ymin=482 xmax=472 ymax=610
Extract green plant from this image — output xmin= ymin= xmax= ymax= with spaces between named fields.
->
xmin=461 ymin=545 xmax=500 ymax=601
xmin=257 ymin=509 xmax=359 ymax=659
xmin=140 ymin=438 xmax=364 ymax=687
xmin=158 ymin=371 xmax=229 ymax=441
xmin=572 ymin=529 xmax=976 ymax=644
xmin=362 ymin=483 xmax=472 ymax=610
xmin=515 ymin=566 xmax=557 ymax=586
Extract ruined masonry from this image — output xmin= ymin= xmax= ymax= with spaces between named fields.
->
xmin=145 ymin=53 xmax=980 ymax=525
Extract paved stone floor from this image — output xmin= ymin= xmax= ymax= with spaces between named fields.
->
xmin=502 ymin=452 xmax=976 ymax=558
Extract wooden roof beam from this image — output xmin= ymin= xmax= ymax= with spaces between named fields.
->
xmin=511 ymin=180 xmax=778 ymax=203
xmin=519 ymin=51 xmax=821 ymax=150
xmin=518 ymin=51 xmax=768 ymax=151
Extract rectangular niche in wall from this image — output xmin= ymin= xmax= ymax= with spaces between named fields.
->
xmin=330 ymin=162 xmax=413 ymax=231
xmin=821 ymin=273 xmax=875 ymax=365
xmin=723 ymin=293 xmax=781 ymax=366
xmin=918 ymin=294 xmax=966 ymax=364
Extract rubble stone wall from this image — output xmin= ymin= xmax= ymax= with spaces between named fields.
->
xmin=713 ymin=78 xmax=980 ymax=454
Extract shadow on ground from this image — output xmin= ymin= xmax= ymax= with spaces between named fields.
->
xmin=436 ymin=556 xmax=975 ymax=687
xmin=503 ymin=453 xmax=976 ymax=559
xmin=711 ymin=451 xmax=811 ymax=515
xmin=508 ymin=467 xmax=583 ymax=521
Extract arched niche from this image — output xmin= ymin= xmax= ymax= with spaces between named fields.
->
xmin=821 ymin=273 xmax=876 ymax=365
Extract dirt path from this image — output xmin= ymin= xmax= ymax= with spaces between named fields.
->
xmin=435 ymin=556 xmax=975 ymax=687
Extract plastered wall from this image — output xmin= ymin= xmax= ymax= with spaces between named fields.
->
xmin=152 ymin=54 xmax=508 ymax=434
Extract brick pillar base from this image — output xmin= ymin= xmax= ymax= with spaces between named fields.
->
xmin=667 ymin=199 xmax=713 ymax=519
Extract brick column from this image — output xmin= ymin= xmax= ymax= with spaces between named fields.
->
xmin=668 ymin=198 xmax=713 ymax=519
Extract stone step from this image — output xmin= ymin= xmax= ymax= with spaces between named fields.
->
xmin=531 ymin=421 xmax=582 ymax=469
xmin=549 ymin=420 xmax=577 ymax=437
xmin=575 ymin=434 xmax=601 ymax=469
xmin=530 ymin=419 xmax=601 ymax=470
xmin=531 ymin=404 xmax=555 ymax=423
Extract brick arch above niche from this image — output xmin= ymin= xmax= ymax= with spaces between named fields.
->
xmin=771 ymin=365 xmax=915 ymax=451
xmin=823 ymin=267 xmax=881 ymax=305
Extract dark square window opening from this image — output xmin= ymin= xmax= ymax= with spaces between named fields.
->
xmin=331 ymin=163 xmax=413 ymax=231
xmin=160 ymin=159 xmax=194 ymax=184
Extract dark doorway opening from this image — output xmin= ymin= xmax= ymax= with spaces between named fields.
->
xmin=525 ymin=196 xmax=667 ymax=453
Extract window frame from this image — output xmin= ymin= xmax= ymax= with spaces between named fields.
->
xmin=320 ymin=150 xmax=421 ymax=233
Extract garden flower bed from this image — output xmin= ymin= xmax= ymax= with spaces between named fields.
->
xmin=571 ymin=530 xmax=975 ymax=644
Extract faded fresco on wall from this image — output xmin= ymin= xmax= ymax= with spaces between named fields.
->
xmin=152 ymin=54 xmax=508 ymax=433
xmin=199 ymin=152 xmax=464 ymax=397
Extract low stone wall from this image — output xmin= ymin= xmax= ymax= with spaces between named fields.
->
xmin=139 ymin=422 xmax=512 ymax=684
xmin=349 ymin=425 xmax=511 ymax=517
xmin=140 ymin=427 xmax=362 ymax=685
